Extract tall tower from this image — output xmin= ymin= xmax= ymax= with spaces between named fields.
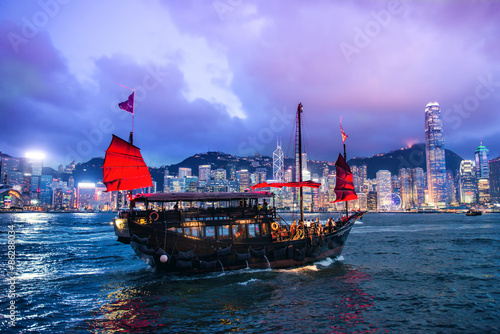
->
xmin=425 ymin=102 xmax=448 ymax=207
xmin=273 ymin=139 xmax=284 ymax=182
xmin=474 ymin=143 xmax=489 ymax=180
xmin=376 ymin=170 xmax=392 ymax=211
xmin=459 ymin=160 xmax=477 ymax=204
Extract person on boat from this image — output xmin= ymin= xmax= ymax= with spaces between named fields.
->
xmin=326 ymin=218 xmax=332 ymax=233
xmin=263 ymin=199 xmax=268 ymax=210
xmin=257 ymin=203 xmax=262 ymax=210
xmin=290 ymin=220 xmax=297 ymax=238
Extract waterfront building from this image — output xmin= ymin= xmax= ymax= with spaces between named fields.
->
xmin=178 ymin=167 xmax=192 ymax=178
xmin=489 ymin=156 xmax=500 ymax=203
xmin=238 ymin=170 xmax=250 ymax=191
xmin=214 ymin=168 xmax=226 ymax=181
xmin=1 ymin=156 xmax=22 ymax=185
xmin=475 ymin=143 xmax=489 ymax=180
xmin=477 ymin=179 xmax=490 ymax=204
xmin=459 ymin=160 xmax=477 ymax=204
xmin=376 ymin=170 xmax=392 ymax=211
xmin=399 ymin=168 xmax=412 ymax=210
xmin=273 ymin=140 xmax=284 ymax=182
xmin=424 ymin=101 xmax=448 ymax=207
xmin=39 ymin=175 xmax=53 ymax=207
xmin=367 ymin=191 xmax=377 ymax=211
xmin=411 ymin=167 xmax=425 ymax=207
xmin=198 ymin=165 xmax=211 ymax=182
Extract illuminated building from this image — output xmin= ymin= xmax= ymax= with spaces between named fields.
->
xmin=376 ymin=170 xmax=391 ymax=211
xmin=198 ymin=165 xmax=211 ymax=182
xmin=411 ymin=167 xmax=425 ymax=207
xmin=238 ymin=170 xmax=250 ymax=192
xmin=475 ymin=143 xmax=489 ymax=180
xmin=489 ymin=157 xmax=500 ymax=203
xmin=214 ymin=168 xmax=226 ymax=181
xmin=399 ymin=168 xmax=412 ymax=210
xmin=425 ymin=101 xmax=448 ymax=207
xmin=178 ymin=167 xmax=192 ymax=178
xmin=459 ymin=160 xmax=477 ymax=204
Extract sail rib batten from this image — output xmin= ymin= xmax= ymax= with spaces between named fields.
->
xmin=102 ymin=135 xmax=153 ymax=192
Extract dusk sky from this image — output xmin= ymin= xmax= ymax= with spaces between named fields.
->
xmin=1 ymin=0 xmax=499 ymax=169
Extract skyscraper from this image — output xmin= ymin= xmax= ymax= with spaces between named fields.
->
xmin=475 ymin=143 xmax=489 ymax=180
xmin=376 ymin=170 xmax=391 ymax=211
xmin=475 ymin=143 xmax=490 ymax=204
xmin=273 ymin=140 xmax=284 ymax=182
xmin=459 ymin=160 xmax=477 ymax=204
xmin=178 ymin=167 xmax=192 ymax=178
xmin=198 ymin=165 xmax=211 ymax=182
xmin=425 ymin=101 xmax=448 ymax=207
xmin=489 ymin=156 xmax=500 ymax=203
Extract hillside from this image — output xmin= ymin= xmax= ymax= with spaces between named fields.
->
xmin=348 ymin=143 xmax=463 ymax=178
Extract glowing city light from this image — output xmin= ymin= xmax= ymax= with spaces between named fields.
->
xmin=25 ymin=151 xmax=46 ymax=160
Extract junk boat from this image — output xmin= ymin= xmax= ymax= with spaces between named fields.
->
xmin=104 ymin=101 xmax=366 ymax=273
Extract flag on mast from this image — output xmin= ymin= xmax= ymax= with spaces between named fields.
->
xmin=340 ymin=116 xmax=348 ymax=143
xmin=119 ymin=92 xmax=134 ymax=114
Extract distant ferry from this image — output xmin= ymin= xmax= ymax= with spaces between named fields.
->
xmin=465 ymin=209 xmax=482 ymax=216
xmin=104 ymin=103 xmax=366 ymax=273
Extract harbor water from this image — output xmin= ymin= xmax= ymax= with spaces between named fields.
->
xmin=1 ymin=212 xmax=499 ymax=333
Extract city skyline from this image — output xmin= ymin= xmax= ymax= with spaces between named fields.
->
xmin=1 ymin=1 xmax=499 ymax=169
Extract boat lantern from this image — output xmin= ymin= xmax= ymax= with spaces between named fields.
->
xmin=160 ymin=254 xmax=168 ymax=263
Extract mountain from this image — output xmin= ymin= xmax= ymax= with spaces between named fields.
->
xmin=348 ymin=143 xmax=463 ymax=179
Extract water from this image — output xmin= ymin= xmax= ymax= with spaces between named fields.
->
xmin=1 ymin=212 xmax=499 ymax=333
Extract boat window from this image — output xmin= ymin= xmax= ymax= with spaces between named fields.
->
xmin=261 ymin=222 xmax=268 ymax=235
xmin=248 ymin=224 xmax=259 ymax=237
xmin=218 ymin=225 xmax=230 ymax=239
xmin=203 ymin=226 xmax=216 ymax=239
xmin=232 ymin=224 xmax=246 ymax=240
xmin=185 ymin=227 xmax=200 ymax=238
xmin=175 ymin=227 xmax=183 ymax=234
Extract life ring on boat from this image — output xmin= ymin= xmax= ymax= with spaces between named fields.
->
xmin=271 ymin=222 xmax=279 ymax=231
xmin=149 ymin=211 xmax=159 ymax=222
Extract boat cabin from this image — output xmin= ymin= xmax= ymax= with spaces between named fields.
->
xmin=118 ymin=192 xmax=277 ymax=243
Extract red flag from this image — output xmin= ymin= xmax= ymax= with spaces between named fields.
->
xmin=119 ymin=92 xmax=134 ymax=114
xmin=340 ymin=117 xmax=348 ymax=143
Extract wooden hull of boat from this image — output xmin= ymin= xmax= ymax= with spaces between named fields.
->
xmin=122 ymin=213 xmax=365 ymax=274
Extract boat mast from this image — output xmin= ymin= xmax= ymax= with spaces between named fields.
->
xmin=343 ymin=141 xmax=348 ymax=218
xmin=297 ymin=103 xmax=304 ymax=223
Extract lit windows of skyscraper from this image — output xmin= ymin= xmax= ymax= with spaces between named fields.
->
xmin=178 ymin=167 xmax=192 ymax=178
xmin=238 ymin=170 xmax=250 ymax=192
xmin=399 ymin=168 xmax=412 ymax=210
xmin=424 ymin=101 xmax=448 ymax=207
xmin=474 ymin=143 xmax=490 ymax=204
xmin=459 ymin=160 xmax=477 ymax=204
xmin=198 ymin=165 xmax=211 ymax=182
xmin=273 ymin=140 xmax=284 ymax=182
xmin=214 ymin=168 xmax=226 ymax=181
xmin=488 ymin=156 xmax=500 ymax=203
xmin=376 ymin=170 xmax=391 ymax=211
xmin=475 ymin=143 xmax=489 ymax=180
xmin=411 ymin=167 xmax=425 ymax=207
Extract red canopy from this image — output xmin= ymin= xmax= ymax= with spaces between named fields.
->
xmin=102 ymin=135 xmax=153 ymax=192
xmin=251 ymin=180 xmax=321 ymax=190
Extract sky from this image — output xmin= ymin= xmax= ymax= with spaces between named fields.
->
xmin=1 ymin=0 xmax=499 ymax=169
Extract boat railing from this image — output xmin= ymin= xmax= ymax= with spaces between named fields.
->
xmin=136 ymin=206 xmax=277 ymax=223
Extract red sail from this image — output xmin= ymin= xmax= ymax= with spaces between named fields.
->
xmin=332 ymin=153 xmax=358 ymax=202
xmin=102 ymin=135 xmax=153 ymax=192
xmin=251 ymin=180 xmax=321 ymax=190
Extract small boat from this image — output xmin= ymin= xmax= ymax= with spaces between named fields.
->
xmin=104 ymin=102 xmax=366 ymax=273
xmin=465 ymin=209 xmax=482 ymax=216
